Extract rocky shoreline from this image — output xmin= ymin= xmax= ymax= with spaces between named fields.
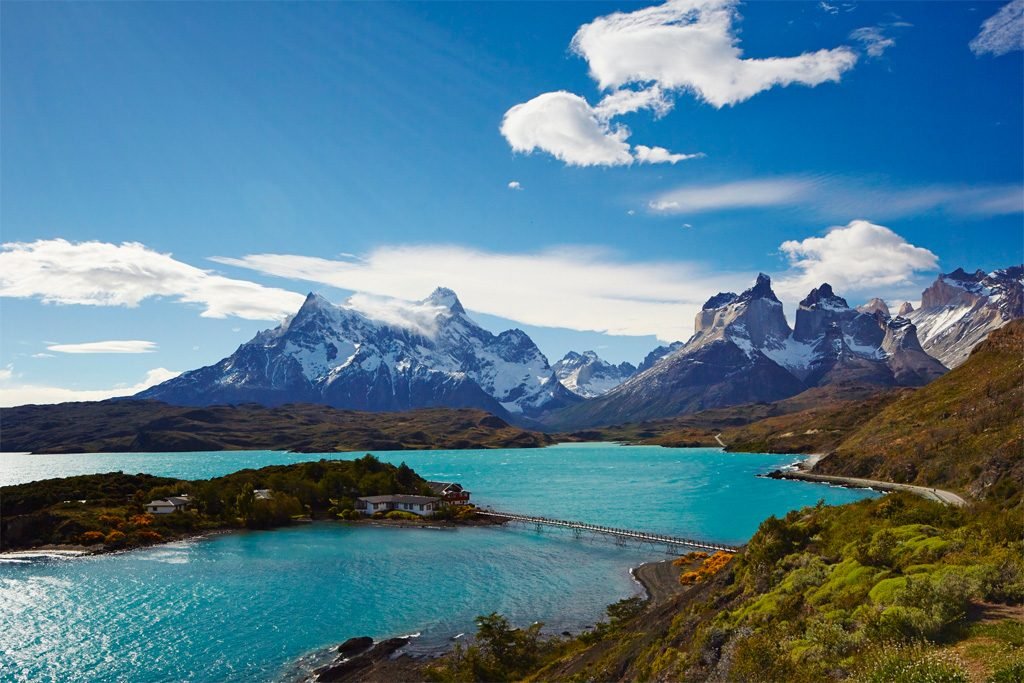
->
xmin=299 ymin=555 xmax=691 ymax=682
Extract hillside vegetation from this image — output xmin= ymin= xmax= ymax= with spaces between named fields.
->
xmin=0 ymin=455 xmax=428 ymax=552
xmin=0 ymin=401 xmax=552 ymax=453
xmin=425 ymin=494 xmax=1024 ymax=683
xmin=816 ymin=320 xmax=1024 ymax=504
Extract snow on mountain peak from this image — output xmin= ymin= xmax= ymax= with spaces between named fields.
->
xmin=423 ymin=286 xmax=466 ymax=315
xmin=800 ymin=283 xmax=850 ymax=312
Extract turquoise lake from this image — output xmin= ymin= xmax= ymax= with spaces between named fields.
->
xmin=0 ymin=444 xmax=878 ymax=682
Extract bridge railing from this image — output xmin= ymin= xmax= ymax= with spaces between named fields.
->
xmin=476 ymin=510 xmax=739 ymax=553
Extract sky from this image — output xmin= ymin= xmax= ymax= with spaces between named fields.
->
xmin=1 ymin=0 xmax=1022 ymax=406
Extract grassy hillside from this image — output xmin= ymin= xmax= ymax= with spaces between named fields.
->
xmin=816 ymin=320 xmax=1024 ymax=504
xmin=0 ymin=400 xmax=552 ymax=453
xmin=424 ymin=494 xmax=1024 ymax=683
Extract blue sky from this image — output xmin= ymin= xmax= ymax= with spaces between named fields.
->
xmin=1 ymin=0 xmax=1022 ymax=405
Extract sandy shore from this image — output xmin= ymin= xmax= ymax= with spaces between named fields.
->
xmin=633 ymin=558 xmax=689 ymax=603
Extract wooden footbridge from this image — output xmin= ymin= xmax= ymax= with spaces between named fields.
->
xmin=476 ymin=510 xmax=740 ymax=554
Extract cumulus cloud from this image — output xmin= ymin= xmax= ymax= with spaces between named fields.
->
xmin=775 ymin=220 xmax=938 ymax=302
xmin=570 ymin=0 xmax=859 ymax=108
xmin=502 ymin=0 xmax=858 ymax=166
xmin=850 ymin=26 xmax=896 ymax=58
xmin=47 ymin=340 xmax=158 ymax=354
xmin=507 ymin=181 xmax=523 ymax=190
xmin=0 ymin=239 xmax=305 ymax=320
xmin=649 ymin=176 xmax=1024 ymax=218
xmin=500 ymin=90 xmax=700 ymax=167
xmin=501 ymin=91 xmax=633 ymax=167
xmin=213 ymin=246 xmax=747 ymax=342
xmin=0 ymin=367 xmax=179 ymax=407
xmin=970 ymin=0 xmax=1024 ymax=56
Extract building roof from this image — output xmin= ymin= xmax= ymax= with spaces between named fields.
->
xmin=358 ymin=494 xmax=440 ymax=505
xmin=426 ymin=481 xmax=467 ymax=494
xmin=148 ymin=496 xmax=190 ymax=506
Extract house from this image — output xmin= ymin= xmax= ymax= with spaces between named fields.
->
xmin=145 ymin=495 xmax=191 ymax=515
xmin=356 ymin=494 xmax=441 ymax=517
xmin=253 ymin=489 xmax=273 ymax=501
xmin=426 ymin=481 xmax=471 ymax=505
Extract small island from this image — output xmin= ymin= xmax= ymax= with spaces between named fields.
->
xmin=0 ymin=455 xmax=487 ymax=554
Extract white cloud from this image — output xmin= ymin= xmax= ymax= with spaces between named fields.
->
xmin=31 ymin=353 xmax=55 ymax=359
xmin=570 ymin=0 xmax=859 ymax=108
xmin=501 ymin=91 xmax=633 ymax=167
xmin=500 ymin=90 xmax=699 ymax=167
xmin=970 ymin=0 xmax=1024 ymax=56
xmin=47 ymin=340 xmax=158 ymax=354
xmin=0 ymin=366 xmax=12 ymax=381
xmin=650 ymin=178 xmax=813 ymax=213
xmin=850 ymin=26 xmax=896 ymax=58
xmin=508 ymin=181 xmax=523 ymax=190
xmin=775 ymin=220 xmax=938 ymax=302
xmin=819 ymin=2 xmax=839 ymax=15
xmin=649 ymin=176 xmax=1024 ymax=218
xmin=594 ymin=86 xmax=674 ymax=119
xmin=213 ymin=246 xmax=747 ymax=342
xmin=633 ymin=145 xmax=704 ymax=165
xmin=0 ymin=239 xmax=305 ymax=321
xmin=502 ymin=0 xmax=858 ymax=166
xmin=0 ymin=367 xmax=180 ymax=407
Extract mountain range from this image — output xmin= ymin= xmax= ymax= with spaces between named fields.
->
xmin=137 ymin=266 xmax=1022 ymax=428
xmin=552 ymin=351 xmax=636 ymax=398
xmin=138 ymin=288 xmax=579 ymax=421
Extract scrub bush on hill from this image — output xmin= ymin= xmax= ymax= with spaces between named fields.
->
xmin=0 ymin=455 xmax=432 ymax=551
xmin=428 ymin=493 xmax=1024 ymax=682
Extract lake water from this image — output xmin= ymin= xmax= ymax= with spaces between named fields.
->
xmin=0 ymin=444 xmax=877 ymax=682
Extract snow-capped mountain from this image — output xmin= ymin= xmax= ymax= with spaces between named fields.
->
xmin=546 ymin=275 xmax=945 ymax=428
xmin=908 ymin=266 xmax=1024 ymax=368
xmin=137 ymin=288 xmax=579 ymax=421
xmin=636 ymin=342 xmax=684 ymax=373
xmin=552 ymin=351 xmax=636 ymax=398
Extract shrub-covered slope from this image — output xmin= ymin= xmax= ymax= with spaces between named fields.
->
xmin=816 ymin=319 xmax=1024 ymax=503
xmin=0 ymin=400 xmax=552 ymax=454
xmin=426 ymin=495 xmax=1024 ymax=683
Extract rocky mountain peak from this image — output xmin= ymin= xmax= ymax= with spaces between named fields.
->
xmin=423 ymin=287 xmax=466 ymax=315
xmin=702 ymin=292 xmax=738 ymax=310
xmin=898 ymin=301 xmax=915 ymax=316
xmin=552 ymin=349 xmax=636 ymax=398
xmin=736 ymin=272 xmax=781 ymax=304
xmin=800 ymin=283 xmax=850 ymax=311
xmin=857 ymin=297 xmax=891 ymax=317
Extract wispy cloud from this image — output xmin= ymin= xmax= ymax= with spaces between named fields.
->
xmin=850 ymin=26 xmax=896 ymax=58
xmin=0 ymin=367 xmax=179 ymax=407
xmin=214 ymin=246 xmax=747 ymax=342
xmin=47 ymin=340 xmax=158 ymax=354
xmin=970 ymin=0 xmax=1024 ymax=56
xmin=649 ymin=176 xmax=1024 ymax=219
xmin=649 ymin=178 xmax=812 ymax=213
xmin=775 ymin=219 xmax=938 ymax=303
xmin=507 ymin=180 xmax=523 ymax=190
xmin=0 ymin=239 xmax=305 ymax=321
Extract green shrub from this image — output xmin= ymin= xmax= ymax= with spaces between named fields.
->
xmin=384 ymin=510 xmax=420 ymax=521
xmin=988 ymin=660 xmax=1024 ymax=683
xmin=859 ymin=643 xmax=969 ymax=683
